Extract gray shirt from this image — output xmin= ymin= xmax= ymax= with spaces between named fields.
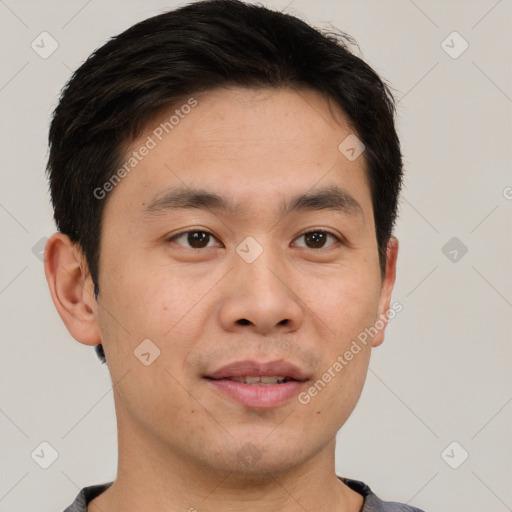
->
xmin=62 ymin=477 xmax=426 ymax=511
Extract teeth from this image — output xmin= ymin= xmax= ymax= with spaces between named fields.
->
xmin=229 ymin=376 xmax=288 ymax=384
xmin=245 ymin=376 xmax=263 ymax=384
xmin=260 ymin=376 xmax=284 ymax=384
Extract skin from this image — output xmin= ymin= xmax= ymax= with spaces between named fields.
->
xmin=45 ymin=86 xmax=398 ymax=512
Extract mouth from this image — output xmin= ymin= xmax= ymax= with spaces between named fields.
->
xmin=204 ymin=360 xmax=309 ymax=408
xmin=210 ymin=375 xmax=296 ymax=384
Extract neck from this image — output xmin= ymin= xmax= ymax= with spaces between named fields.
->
xmin=88 ymin=419 xmax=364 ymax=512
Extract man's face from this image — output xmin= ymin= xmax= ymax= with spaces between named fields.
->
xmin=94 ymin=86 xmax=395 ymax=477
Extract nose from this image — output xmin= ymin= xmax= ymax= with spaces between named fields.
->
xmin=218 ymin=247 xmax=304 ymax=335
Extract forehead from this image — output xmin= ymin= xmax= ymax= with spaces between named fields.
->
xmin=155 ymin=86 xmax=352 ymax=154
xmin=105 ymin=86 xmax=372 ymax=221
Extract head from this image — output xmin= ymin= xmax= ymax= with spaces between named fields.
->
xmin=45 ymin=0 xmax=402 ymax=479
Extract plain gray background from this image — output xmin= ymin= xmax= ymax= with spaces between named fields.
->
xmin=1 ymin=1 xmax=511 ymax=511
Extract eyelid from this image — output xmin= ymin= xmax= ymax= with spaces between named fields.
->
xmin=292 ymin=228 xmax=345 ymax=248
xmin=166 ymin=227 xmax=347 ymax=249
xmin=167 ymin=228 xmax=222 ymax=248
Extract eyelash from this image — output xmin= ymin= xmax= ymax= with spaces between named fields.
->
xmin=167 ymin=228 xmax=344 ymax=250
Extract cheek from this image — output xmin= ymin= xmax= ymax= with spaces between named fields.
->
xmin=99 ymin=247 xmax=194 ymax=332
xmin=300 ymin=263 xmax=381 ymax=340
xmin=97 ymin=257 xmax=218 ymax=388
xmin=301 ymin=263 xmax=380 ymax=413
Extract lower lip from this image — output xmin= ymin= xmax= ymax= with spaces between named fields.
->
xmin=206 ymin=379 xmax=305 ymax=408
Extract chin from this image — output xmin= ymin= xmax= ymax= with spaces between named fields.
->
xmin=234 ymin=439 xmax=309 ymax=476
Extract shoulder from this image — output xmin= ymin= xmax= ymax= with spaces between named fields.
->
xmin=64 ymin=478 xmax=426 ymax=512
xmin=338 ymin=476 xmax=427 ymax=512
xmin=62 ymin=482 xmax=113 ymax=512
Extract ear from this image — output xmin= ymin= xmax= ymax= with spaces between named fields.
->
xmin=371 ymin=236 xmax=399 ymax=348
xmin=44 ymin=232 xmax=102 ymax=346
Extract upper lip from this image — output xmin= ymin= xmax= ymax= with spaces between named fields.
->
xmin=205 ymin=360 xmax=309 ymax=381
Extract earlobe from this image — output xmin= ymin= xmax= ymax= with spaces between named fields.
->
xmin=371 ymin=236 xmax=399 ymax=348
xmin=44 ymin=232 xmax=102 ymax=347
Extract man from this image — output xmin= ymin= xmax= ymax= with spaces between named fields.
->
xmin=44 ymin=1 xmax=425 ymax=510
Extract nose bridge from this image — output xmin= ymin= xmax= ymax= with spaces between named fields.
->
xmin=236 ymin=233 xmax=290 ymax=295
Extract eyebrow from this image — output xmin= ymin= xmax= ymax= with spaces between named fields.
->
xmin=143 ymin=184 xmax=363 ymax=220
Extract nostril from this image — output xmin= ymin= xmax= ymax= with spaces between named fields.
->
xmin=237 ymin=318 xmax=251 ymax=325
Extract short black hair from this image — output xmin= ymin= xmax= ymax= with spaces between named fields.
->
xmin=47 ymin=0 xmax=403 ymax=364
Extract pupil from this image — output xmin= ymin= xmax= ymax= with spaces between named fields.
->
xmin=185 ymin=231 xmax=327 ymax=249
xmin=306 ymin=232 xmax=326 ymax=248
xmin=188 ymin=231 xmax=209 ymax=248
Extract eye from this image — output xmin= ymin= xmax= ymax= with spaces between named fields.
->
xmin=293 ymin=230 xmax=342 ymax=249
xmin=167 ymin=229 xmax=343 ymax=250
xmin=168 ymin=230 xmax=222 ymax=249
